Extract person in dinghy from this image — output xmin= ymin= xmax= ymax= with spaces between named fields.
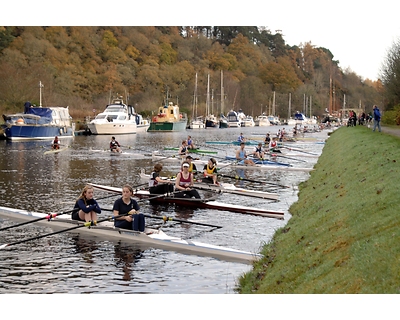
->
xmin=110 ymin=136 xmax=122 ymax=153
xmin=72 ymin=185 xmax=102 ymax=224
xmin=149 ymin=163 xmax=174 ymax=195
xmin=174 ymin=161 xmax=201 ymax=199
xmin=113 ymin=184 xmax=145 ymax=232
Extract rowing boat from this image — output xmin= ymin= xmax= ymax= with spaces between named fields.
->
xmin=224 ymin=156 xmax=291 ymax=167
xmin=150 ymin=153 xmax=313 ymax=172
xmin=139 ymin=170 xmax=278 ymax=200
xmin=164 ymin=147 xmax=218 ymax=154
xmin=0 ymin=206 xmax=261 ymax=264
xmin=89 ymin=183 xmax=284 ymax=219
xmin=44 ymin=146 xmax=69 ymax=155
xmin=205 ymin=141 xmax=260 ymax=146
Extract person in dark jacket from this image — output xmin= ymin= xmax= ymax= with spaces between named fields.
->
xmin=72 ymin=185 xmax=101 ymax=223
xmin=372 ymin=105 xmax=381 ymax=132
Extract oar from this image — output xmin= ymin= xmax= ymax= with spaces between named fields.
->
xmin=144 ymin=214 xmax=222 ymax=229
xmin=281 ymin=146 xmax=318 ymax=155
xmin=0 ymin=213 xmax=131 ymax=250
xmin=217 ymin=173 xmax=290 ymax=189
xmin=270 ymin=153 xmax=307 ymax=163
xmin=0 ymin=209 xmax=78 ymax=232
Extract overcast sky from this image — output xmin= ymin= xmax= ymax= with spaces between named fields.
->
xmin=5 ymin=1 xmax=400 ymax=81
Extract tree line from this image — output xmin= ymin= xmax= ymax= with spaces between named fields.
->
xmin=0 ymin=26 xmax=384 ymax=121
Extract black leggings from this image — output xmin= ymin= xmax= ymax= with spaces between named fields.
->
xmin=149 ymin=184 xmax=174 ymax=195
xmin=174 ymin=189 xmax=201 ymax=199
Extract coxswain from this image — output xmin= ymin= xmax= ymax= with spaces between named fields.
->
xmin=203 ymin=158 xmax=219 ymax=185
xmin=264 ymin=133 xmax=271 ymax=146
xmin=187 ymin=135 xmax=196 ymax=149
xmin=237 ymin=132 xmax=246 ymax=143
xmin=252 ymin=143 xmax=265 ymax=159
xmin=178 ymin=140 xmax=188 ymax=158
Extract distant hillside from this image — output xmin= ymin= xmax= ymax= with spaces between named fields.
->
xmin=0 ymin=26 xmax=382 ymax=120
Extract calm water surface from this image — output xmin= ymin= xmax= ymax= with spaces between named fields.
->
xmin=0 ymin=125 xmax=327 ymax=293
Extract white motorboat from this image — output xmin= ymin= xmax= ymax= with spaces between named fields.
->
xmin=226 ymin=110 xmax=241 ymax=127
xmin=87 ymin=96 xmax=138 ymax=135
xmin=0 ymin=206 xmax=261 ymax=264
xmin=254 ymin=115 xmax=271 ymax=127
xmin=242 ymin=116 xmax=255 ymax=127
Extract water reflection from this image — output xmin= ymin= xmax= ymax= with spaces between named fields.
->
xmin=113 ymin=242 xmax=143 ymax=281
xmin=72 ymin=235 xmax=98 ymax=264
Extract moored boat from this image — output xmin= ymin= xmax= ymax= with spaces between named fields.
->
xmin=226 ymin=110 xmax=241 ymax=128
xmin=2 ymin=105 xmax=75 ymax=140
xmin=87 ymin=96 xmax=138 ymax=135
xmin=254 ymin=115 xmax=271 ymax=127
xmin=147 ymin=102 xmax=188 ymax=132
xmin=0 ymin=206 xmax=260 ymax=264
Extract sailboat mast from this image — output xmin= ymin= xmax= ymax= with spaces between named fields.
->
xmin=220 ymin=70 xmax=224 ymax=115
xmin=39 ymin=81 xmax=44 ymax=107
xmin=206 ymin=73 xmax=210 ymax=116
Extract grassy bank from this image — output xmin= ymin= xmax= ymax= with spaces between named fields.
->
xmin=237 ymin=125 xmax=400 ymax=293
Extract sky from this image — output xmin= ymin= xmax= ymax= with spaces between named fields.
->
xmin=4 ymin=1 xmax=400 ymax=81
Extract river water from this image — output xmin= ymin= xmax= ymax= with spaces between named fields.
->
xmin=0 ymin=125 xmax=326 ymax=294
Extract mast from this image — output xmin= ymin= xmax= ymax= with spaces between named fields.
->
xmin=272 ymin=91 xmax=276 ymax=115
xmin=206 ymin=73 xmax=210 ymax=116
xmin=288 ymin=93 xmax=291 ymax=119
xmin=39 ymin=81 xmax=44 ymax=107
xmin=220 ymin=70 xmax=224 ymax=115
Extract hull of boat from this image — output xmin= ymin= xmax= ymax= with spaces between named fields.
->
xmin=4 ymin=125 xmax=74 ymax=140
xmin=44 ymin=146 xmax=69 ymax=155
xmin=147 ymin=120 xmax=187 ymax=132
xmin=0 ymin=206 xmax=260 ymax=264
xmin=224 ymin=156 xmax=290 ymax=167
xmin=87 ymin=122 xmax=137 ymax=135
xmin=205 ymin=140 xmax=260 ymax=146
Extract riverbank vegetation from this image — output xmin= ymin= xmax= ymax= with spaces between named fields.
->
xmin=237 ymin=126 xmax=400 ymax=293
xmin=0 ymin=26 xmax=382 ymax=121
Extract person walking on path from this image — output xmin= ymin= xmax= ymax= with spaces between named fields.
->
xmin=372 ymin=105 xmax=381 ymax=132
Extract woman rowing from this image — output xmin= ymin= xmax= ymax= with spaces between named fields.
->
xmin=72 ymin=185 xmax=101 ymax=224
xmin=174 ymin=161 xmax=201 ymax=199
xmin=202 ymin=158 xmax=219 ymax=185
xmin=113 ymin=184 xmax=145 ymax=232
xmin=149 ymin=163 xmax=174 ymax=195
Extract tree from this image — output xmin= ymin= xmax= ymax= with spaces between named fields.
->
xmin=380 ymin=38 xmax=400 ymax=108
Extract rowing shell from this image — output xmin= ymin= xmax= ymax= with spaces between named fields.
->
xmin=139 ymin=169 xmax=278 ymax=200
xmin=151 ymin=153 xmax=313 ymax=172
xmin=89 ymin=183 xmax=284 ymax=219
xmin=44 ymin=146 xmax=69 ymax=155
xmin=164 ymin=147 xmax=218 ymax=154
xmin=0 ymin=206 xmax=260 ymax=264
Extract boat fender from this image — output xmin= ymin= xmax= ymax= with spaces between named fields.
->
xmin=153 ymin=116 xmax=157 ymax=122
xmin=179 ymin=114 xmax=182 ymax=119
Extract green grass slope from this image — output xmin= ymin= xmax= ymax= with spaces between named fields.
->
xmin=237 ymin=126 xmax=400 ymax=293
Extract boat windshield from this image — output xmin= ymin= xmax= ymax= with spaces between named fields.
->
xmin=105 ymin=106 xmax=126 ymax=113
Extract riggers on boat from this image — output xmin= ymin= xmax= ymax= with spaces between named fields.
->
xmin=139 ymin=169 xmax=279 ymax=200
xmin=89 ymin=183 xmax=284 ymax=219
xmin=0 ymin=206 xmax=261 ymax=264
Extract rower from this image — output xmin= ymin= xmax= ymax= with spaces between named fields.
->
xmin=185 ymin=155 xmax=198 ymax=176
xmin=252 ymin=143 xmax=265 ymax=160
xmin=110 ymin=136 xmax=122 ymax=153
xmin=236 ymin=142 xmax=255 ymax=165
xmin=174 ymin=161 xmax=201 ymax=199
xmin=203 ymin=158 xmax=219 ymax=185
xmin=149 ymin=163 xmax=174 ymax=195
xmin=178 ymin=140 xmax=188 ymax=159
xmin=237 ymin=132 xmax=246 ymax=143
xmin=52 ymin=136 xmax=60 ymax=150
xmin=264 ymin=133 xmax=271 ymax=146
xmin=187 ymin=135 xmax=196 ymax=149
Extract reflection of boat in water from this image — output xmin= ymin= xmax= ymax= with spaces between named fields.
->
xmin=2 ymin=105 xmax=75 ymax=141
xmin=0 ymin=205 xmax=261 ymax=264
xmin=87 ymin=96 xmax=141 ymax=135
xmin=147 ymin=102 xmax=188 ymax=132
